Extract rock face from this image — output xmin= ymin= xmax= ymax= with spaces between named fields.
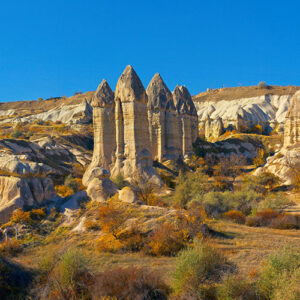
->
xmin=146 ymin=73 xmax=182 ymax=161
xmin=195 ymin=94 xmax=293 ymax=139
xmin=254 ymin=91 xmax=300 ymax=184
xmin=82 ymin=80 xmax=115 ymax=185
xmin=284 ymin=90 xmax=300 ymax=147
xmin=0 ymin=176 xmax=57 ymax=223
xmin=173 ymin=85 xmax=198 ymax=158
xmin=84 ymin=65 xmax=198 ymax=190
xmin=112 ymin=65 xmax=156 ymax=181
xmin=205 ymin=117 xmax=224 ymax=141
xmin=86 ymin=168 xmax=118 ymax=202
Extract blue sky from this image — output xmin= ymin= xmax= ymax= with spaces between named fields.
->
xmin=0 ymin=0 xmax=299 ymax=101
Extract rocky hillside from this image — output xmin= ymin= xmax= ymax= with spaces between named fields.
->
xmin=194 ymin=85 xmax=300 ymax=139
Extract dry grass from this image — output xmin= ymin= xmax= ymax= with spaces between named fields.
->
xmin=0 ymin=91 xmax=94 ymax=113
xmin=12 ymin=216 xmax=300 ymax=286
xmin=193 ymin=85 xmax=300 ymax=102
xmin=210 ymin=220 xmax=300 ymax=276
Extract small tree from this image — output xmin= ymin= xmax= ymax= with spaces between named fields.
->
xmin=258 ymin=81 xmax=268 ymax=89
xmin=256 ymin=172 xmax=281 ymax=192
xmin=253 ymin=148 xmax=265 ymax=167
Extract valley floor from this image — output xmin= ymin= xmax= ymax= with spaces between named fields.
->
xmin=13 ymin=217 xmax=300 ymax=284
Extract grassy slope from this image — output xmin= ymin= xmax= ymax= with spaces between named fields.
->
xmin=13 ymin=205 xmax=300 ymax=285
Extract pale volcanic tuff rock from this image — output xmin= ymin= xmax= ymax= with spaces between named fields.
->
xmin=194 ymin=94 xmax=293 ymax=139
xmin=82 ymin=80 xmax=115 ymax=186
xmin=146 ymin=73 xmax=181 ymax=161
xmin=284 ymin=90 xmax=300 ymax=147
xmin=0 ymin=176 xmax=57 ymax=223
xmin=205 ymin=117 xmax=224 ymax=141
xmin=173 ymin=85 xmax=198 ymax=158
xmin=84 ymin=66 xmax=200 ymax=194
xmin=254 ymin=91 xmax=300 ymax=184
xmin=111 ymin=66 xmax=160 ymax=183
xmin=86 ymin=168 xmax=118 ymax=202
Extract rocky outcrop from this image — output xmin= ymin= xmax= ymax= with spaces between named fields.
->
xmin=194 ymin=94 xmax=293 ymax=139
xmin=284 ymin=90 xmax=300 ymax=147
xmin=173 ymin=85 xmax=198 ymax=158
xmin=82 ymin=80 xmax=115 ymax=185
xmin=254 ymin=91 xmax=300 ymax=184
xmin=146 ymin=73 xmax=182 ymax=161
xmin=0 ymin=98 xmax=93 ymax=125
xmin=205 ymin=117 xmax=224 ymax=140
xmin=0 ymin=176 xmax=57 ymax=223
xmin=84 ymin=66 xmax=198 ymax=190
xmin=111 ymin=66 xmax=159 ymax=183
xmin=86 ymin=168 xmax=118 ymax=202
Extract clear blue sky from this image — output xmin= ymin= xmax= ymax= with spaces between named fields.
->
xmin=0 ymin=0 xmax=299 ymax=101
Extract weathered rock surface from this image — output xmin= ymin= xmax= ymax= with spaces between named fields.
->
xmin=0 ymin=99 xmax=93 ymax=125
xmin=284 ymin=91 xmax=300 ymax=147
xmin=111 ymin=66 xmax=160 ymax=183
xmin=195 ymin=94 xmax=293 ymax=139
xmin=255 ymin=91 xmax=300 ymax=184
xmin=84 ymin=80 xmax=115 ymax=183
xmin=86 ymin=168 xmax=118 ymax=202
xmin=146 ymin=73 xmax=182 ymax=161
xmin=118 ymin=186 xmax=138 ymax=203
xmin=0 ymin=176 xmax=57 ymax=223
xmin=173 ymin=85 xmax=198 ymax=158
xmin=204 ymin=117 xmax=224 ymax=141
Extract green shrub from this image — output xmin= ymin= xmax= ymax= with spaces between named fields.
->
xmin=257 ymin=81 xmax=268 ymax=89
xmin=42 ymin=248 xmax=92 ymax=299
xmin=272 ymin=267 xmax=300 ymax=300
xmin=64 ymin=175 xmax=79 ymax=193
xmin=217 ymin=275 xmax=256 ymax=300
xmin=112 ymin=174 xmax=127 ymax=189
xmin=192 ymin=188 xmax=261 ymax=217
xmin=257 ymin=247 xmax=300 ymax=299
xmin=171 ymin=239 xmax=227 ymax=298
xmin=10 ymin=129 xmax=22 ymax=138
xmin=256 ymin=193 xmax=289 ymax=212
xmin=173 ymin=169 xmax=214 ymax=208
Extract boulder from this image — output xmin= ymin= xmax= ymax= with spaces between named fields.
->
xmin=0 ymin=176 xmax=57 ymax=223
xmin=118 ymin=186 xmax=138 ymax=203
xmin=86 ymin=168 xmax=118 ymax=202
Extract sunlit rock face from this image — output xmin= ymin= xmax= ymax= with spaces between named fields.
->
xmin=0 ymin=176 xmax=57 ymax=223
xmin=205 ymin=117 xmax=224 ymax=141
xmin=82 ymin=79 xmax=115 ymax=186
xmin=284 ymin=90 xmax=300 ymax=147
xmin=173 ymin=85 xmax=198 ymax=158
xmin=84 ymin=66 xmax=199 ymax=188
xmin=111 ymin=66 xmax=160 ymax=183
xmin=146 ymin=73 xmax=182 ymax=161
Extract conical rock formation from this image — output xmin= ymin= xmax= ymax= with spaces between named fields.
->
xmin=83 ymin=79 xmax=115 ymax=186
xmin=111 ymin=66 xmax=161 ymax=184
xmin=173 ymin=85 xmax=198 ymax=158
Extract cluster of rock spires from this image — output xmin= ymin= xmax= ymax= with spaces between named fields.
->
xmin=83 ymin=65 xmax=198 ymax=197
